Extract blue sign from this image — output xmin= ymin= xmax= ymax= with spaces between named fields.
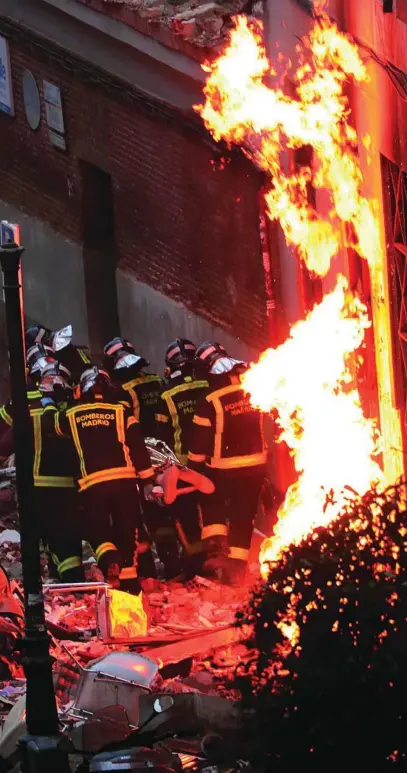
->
xmin=0 ymin=222 xmax=19 ymax=245
xmin=0 ymin=37 xmax=13 ymax=116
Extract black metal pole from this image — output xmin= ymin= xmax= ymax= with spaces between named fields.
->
xmin=0 ymin=243 xmax=70 ymax=771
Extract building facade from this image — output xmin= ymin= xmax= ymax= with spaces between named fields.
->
xmin=0 ymin=0 xmax=273 ymax=391
xmin=263 ymin=0 xmax=407 ymax=481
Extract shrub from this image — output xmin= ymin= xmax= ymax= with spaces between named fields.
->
xmin=234 ymin=484 xmax=407 ymax=771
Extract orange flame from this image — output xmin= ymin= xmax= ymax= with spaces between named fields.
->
xmin=197 ymin=14 xmax=380 ymax=276
xmin=195 ymin=12 xmax=399 ymax=583
xmin=241 ymin=276 xmax=382 ymax=572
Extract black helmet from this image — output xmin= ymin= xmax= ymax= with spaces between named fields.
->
xmin=165 ymin=339 xmax=197 ymax=373
xmin=39 ymin=361 xmax=73 ymax=395
xmin=104 ymin=337 xmax=149 ymax=372
xmin=26 ymin=343 xmax=56 ymax=376
xmin=25 ymin=325 xmax=52 ymax=349
xmin=80 ymin=366 xmax=111 ymax=396
xmin=195 ymin=341 xmax=228 ymax=370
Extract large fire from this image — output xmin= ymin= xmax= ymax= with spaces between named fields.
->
xmin=196 ymin=10 xmax=396 ymax=574
xmin=197 ymin=14 xmax=381 ymax=277
xmin=242 ymin=276 xmax=382 ymax=569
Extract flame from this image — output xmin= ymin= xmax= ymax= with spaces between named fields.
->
xmin=197 ymin=14 xmax=381 ymax=277
xmin=242 ymin=276 xmax=382 ymax=571
xmin=195 ymin=11 xmax=403 ymax=582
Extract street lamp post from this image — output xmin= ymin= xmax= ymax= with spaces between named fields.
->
xmin=0 ymin=242 xmax=70 ymax=772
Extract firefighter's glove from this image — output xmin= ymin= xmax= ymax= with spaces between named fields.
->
xmin=144 ymin=482 xmax=165 ymax=505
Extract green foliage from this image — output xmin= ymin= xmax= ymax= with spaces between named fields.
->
xmin=234 ymin=484 xmax=407 ymax=771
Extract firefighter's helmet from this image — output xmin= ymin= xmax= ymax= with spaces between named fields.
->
xmin=195 ymin=341 xmax=245 ymax=376
xmin=165 ymin=339 xmax=197 ymax=373
xmin=104 ymin=337 xmax=149 ymax=372
xmin=195 ymin=341 xmax=228 ymax=370
xmin=26 ymin=324 xmax=73 ymax=353
xmin=48 ymin=325 xmax=73 ymax=352
xmin=25 ymin=325 xmax=52 ymax=349
xmin=26 ymin=343 xmax=56 ymax=376
xmin=80 ymin=366 xmax=111 ymax=396
xmin=39 ymin=361 xmax=73 ymax=394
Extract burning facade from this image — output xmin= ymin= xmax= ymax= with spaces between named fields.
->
xmin=259 ymin=0 xmax=407 ymax=480
xmin=195 ymin=0 xmax=407 ymax=566
xmin=0 ymin=0 xmax=405 ymax=558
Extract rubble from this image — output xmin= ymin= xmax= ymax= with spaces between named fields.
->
xmin=0 ymin=454 xmax=251 ymax=761
xmin=74 ymin=0 xmax=263 ymax=54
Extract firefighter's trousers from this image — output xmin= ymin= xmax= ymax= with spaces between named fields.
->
xmin=200 ymin=465 xmax=266 ymax=563
xmin=144 ymin=493 xmax=203 ymax=579
xmin=34 ymin=487 xmax=84 ymax=582
xmin=80 ymin=478 xmax=141 ymax=591
xmin=171 ymin=492 xmax=204 ymax=570
xmin=143 ymin=500 xmax=181 ymax=580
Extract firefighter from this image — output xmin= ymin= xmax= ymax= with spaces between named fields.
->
xmin=0 ymin=343 xmax=57 ymax=450
xmin=0 ymin=362 xmax=84 ymax=583
xmin=188 ymin=341 xmax=267 ymax=585
xmin=25 ymin=325 xmax=91 ymax=385
xmin=26 ymin=343 xmax=56 ymax=390
xmin=103 ymin=338 xmax=165 ymax=578
xmin=104 ymin=337 xmax=164 ymax=438
xmin=54 ymin=365 xmax=155 ymax=593
xmin=154 ymin=339 xmax=209 ymax=576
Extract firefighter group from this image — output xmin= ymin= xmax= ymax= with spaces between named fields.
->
xmin=0 ymin=328 xmax=268 ymax=592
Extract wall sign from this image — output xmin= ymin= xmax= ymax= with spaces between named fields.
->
xmin=22 ymin=70 xmax=41 ymax=130
xmin=43 ymin=80 xmax=66 ymax=151
xmin=0 ymin=36 xmax=14 ymax=116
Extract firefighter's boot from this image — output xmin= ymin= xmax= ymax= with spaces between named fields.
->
xmin=183 ymin=548 xmax=205 ymax=581
xmin=201 ymin=535 xmax=229 ymax=580
xmin=155 ymin=527 xmax=183 ymax=580
xmin=137 ymin=525 xmax=157 ymax=578
xmin=120 ymin=577 xmax=142 ymax=595
xmin=119 ymin=567 xmax=141 ymax=595
xmin=106 ymin=562 xmax=121 ymax=590
xmin=60 ymin=566 xmax=85 ymax=584
xmin=222 ymin=557 xmax=248 ymax=587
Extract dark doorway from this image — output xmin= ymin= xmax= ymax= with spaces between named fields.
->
xmin=80 ymin=161 xmax=120 ymax=358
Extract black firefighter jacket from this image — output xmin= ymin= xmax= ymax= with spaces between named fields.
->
xmin=113 ymin=371 xmax=164 ymax=438
xmin=188 ymin=371 xmax=267 ymax=472
xmin=155 ymin=374 xmax=209 ymax=464
xmin=0 ymin=396 xmax=76 ymax=489
xmin=54 ymin=394 xmax=155 ymax=492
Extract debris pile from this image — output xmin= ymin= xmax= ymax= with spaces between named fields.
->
xmin=144 ymin=577 xmax=240 ymax=633
xmin=0 ymin=454 xmax=248 ymax=757
xmin=74 ymin=0 xmax=264 ymax=54
xmin=45 ymin=591 xmax=98 ymax=638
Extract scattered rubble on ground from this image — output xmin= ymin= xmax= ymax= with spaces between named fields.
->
xmin=0 ymin=457 xmax=252 ymax=761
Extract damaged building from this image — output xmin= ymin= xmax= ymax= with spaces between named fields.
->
xmin=0 ymin=0 xmax=274 ymax=396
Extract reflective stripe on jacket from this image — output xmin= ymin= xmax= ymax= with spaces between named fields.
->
xmin=57 ymin=398 xmax=154 ymax=491
xmin=156 ymin=375 xmax=209 ymax=464
xmin=188 ymin=373 xmax=267 ymax=470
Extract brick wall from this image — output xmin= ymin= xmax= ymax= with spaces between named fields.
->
xmin=0 ymin=21 xmax=268 ymax=349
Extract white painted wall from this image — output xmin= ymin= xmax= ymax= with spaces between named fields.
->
xmin=116 ymin=269 xmax=260 ymax=373
xmin=0 ymin=200 xmax=89 ymax=344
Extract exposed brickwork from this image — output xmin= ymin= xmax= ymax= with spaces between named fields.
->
xmin=0 ymin=20 xmax=268 ymax=348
